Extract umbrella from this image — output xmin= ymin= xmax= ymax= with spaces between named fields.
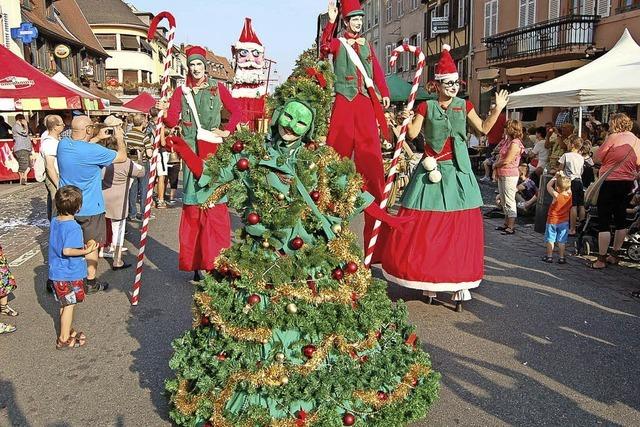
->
xmin=385 ymin=74 xmax=433 ymax=103
xmin=123 ymin=92 xmax=158 ymax=113
xmin=0 ymin=44 xmax=102 ymax=111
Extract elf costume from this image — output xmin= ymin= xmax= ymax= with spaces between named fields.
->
xmin=380 ymin=45 xmax=484 ymax=306
xmin=320 ymin=0 xmax=390 ymax=243
xmin=163 ymin=45 xmax=242 ymax=273
xmin=231 ymin=18 xmax=267 ymax=130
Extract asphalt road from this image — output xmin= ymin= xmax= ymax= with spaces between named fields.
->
xmin=1 ymin=182 xmax=639 ymax=426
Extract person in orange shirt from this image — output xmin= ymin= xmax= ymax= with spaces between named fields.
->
xmin=542 ymin=172 xmax=572 ymax=264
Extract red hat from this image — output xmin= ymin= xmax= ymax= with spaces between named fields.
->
xmin=434 ymin=44 xmax=458 ymax=81
xmin=341 ymin=0 xmax=364 ymax=19
xmin=186 ymin=45 xmax=207 ymax=65
xmin=235 ymin=17 xmax=264 ymax=51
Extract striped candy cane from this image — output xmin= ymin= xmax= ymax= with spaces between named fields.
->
xmin=364 ymin=44 xmax=425 ymax=268
xmin=130 ymin=12 xmax=177 ymax=305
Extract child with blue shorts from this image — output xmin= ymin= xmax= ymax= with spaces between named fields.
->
xmin=542 ymin=173 xmax=572 ymax=264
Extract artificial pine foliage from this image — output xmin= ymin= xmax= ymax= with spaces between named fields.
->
xmin=166 ymin=46 xmax=439 ymax=427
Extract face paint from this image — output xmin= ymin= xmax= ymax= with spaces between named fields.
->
xmin=347 ymin=16 xmax=363 ymax=34
xmin=438 ymin=79 xmax=460 ymax=98
xmin=277 ymin=102 xmax=313 ymax=142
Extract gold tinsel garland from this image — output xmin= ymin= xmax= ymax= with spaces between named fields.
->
xmin=314 ymin=149 xmax=362 ymax=218
xmin=201 ymin=182 xmax=231 ymax=209
xmin=352 ymin=364 xmax=432 ymax=410
xmin=195 ymin=293 xmax=272 ymax=343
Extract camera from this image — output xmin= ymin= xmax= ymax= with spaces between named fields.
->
xmin=105 ymin=128 xmax=114 ymax=136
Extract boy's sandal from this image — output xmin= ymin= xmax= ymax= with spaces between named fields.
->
xmin=70 ymin=329 xmax=86 ymax=341
xmin=541 ymin=255 xmax=553 ymax=263
xmin=501 ymin=228 xmax=516 ymax=235
xmin=56 ymin=336 xmax=85 ymax=350
xmin=0 ymin=322 xmax=16 ymax=334
xmin=0 ymin=304 xmax=18 ymax=317
xmin=558 ymin=257 xmax=567 ymax=264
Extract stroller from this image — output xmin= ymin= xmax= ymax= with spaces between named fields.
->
xmin=575 ymin=206 xmax=640 ymax=263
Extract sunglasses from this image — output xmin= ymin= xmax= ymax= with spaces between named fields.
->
xmin=441 ymin=80 xmax=461 ymax=87
xmin=238 ymin=49 xmax=262 ymax=58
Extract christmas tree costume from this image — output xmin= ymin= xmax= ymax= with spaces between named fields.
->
xmin=164 ymin=94 xmax=439 ymax=426
xmin=321 ymin=0 xmax=390 ymax=244
xmin=163 ymin=46 xmax=242 ymax=273
xmin=380 ymin=46 xmax=485 ymax=307
xmin=231 ymin=18 xmax=268 ymax=130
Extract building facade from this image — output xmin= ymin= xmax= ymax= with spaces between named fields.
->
xmin=0 ymin=0 xmax=23 ymax=57
xmin=15 ymin=0 xmax=108 ymax=83
xmin=361 ymin=0 xmax=383 ymax=62
xmin=470 ymin=0 xmax=640 ymax=120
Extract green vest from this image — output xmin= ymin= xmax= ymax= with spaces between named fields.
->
xmin=180 ymin=79 xmax=222 ymax=205
xmin=333 ymin=40 xmax=373 ymax=101
xmin=423 ymin=97 xmax=473 ymax=174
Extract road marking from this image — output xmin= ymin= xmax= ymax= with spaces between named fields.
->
xmin=9 ymin=245 xmax=45 ymax=267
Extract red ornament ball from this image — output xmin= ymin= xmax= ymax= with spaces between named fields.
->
xmin=342 ymin=413 xmax=356 ymax=426
xmin=375 ymin=330 xmax=382 ymax=340
xmin=236 ymin=158 xmax=250 ymax=171
xmin=302 ymin=344 xmax=316 ymax=359
xmin=310 ymin=190 xmax=321 ymax=202
xmin=345 ymin=261 xmax=358 ymax=274
xmin=332 ymin=268 xmax=344 ymax=280
xmin=247 ymin=294 xmax=261 ymax=306
xmin=247 ymin=212 xmax=261 ymax=225
xmin=306 ymin=142 xmax=318 ymax=151
xmin=290 ymin=236 xmax=304 ymax=250
xmin=231 ymin=141 xmax=244 ymax=153
xmin=217 ymin=352 xmax=227 ymax=361
xmin=218 ymin=264 xmax=229 ymax=275
xmin=377 ymin=390 xmax=388 ymax=401
xmin=200 ymin=316 xmax=210 ymax=326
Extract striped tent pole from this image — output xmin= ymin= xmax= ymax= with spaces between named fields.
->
xmin=130 ymin=12 xmax=176 ymax=306
xmin=364 ymin=44 xmax=425 ymax=268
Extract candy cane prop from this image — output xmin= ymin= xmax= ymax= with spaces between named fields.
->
xmin=130 ymin=11 xmax=176 ymax=305
xmin=364 ymin=44 xmax=425 ymax=268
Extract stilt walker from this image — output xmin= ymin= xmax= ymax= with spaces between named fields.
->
xmin=159 ymin=45 xmax=242 ymax=283
xmin=320 ymin=0 xmax=391 ymax=244
xmin=379 ymin=45 xmax=509 ymax=312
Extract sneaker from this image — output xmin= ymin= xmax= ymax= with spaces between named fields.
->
xmin=135 ymin=213 xmax=156 ymax=221
xmin=166 ymin=199 xmax=177 ymax=206
xmin=128 ymin=216 xmax=143 ymax=224
xmin=156 ymin=200 xmax=167 ymax=209
xmin=85 ymin=280 xmax=109 ymax=294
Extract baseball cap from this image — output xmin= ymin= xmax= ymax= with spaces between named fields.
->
xmin=104 ymin=115 xmax=123 ymax=127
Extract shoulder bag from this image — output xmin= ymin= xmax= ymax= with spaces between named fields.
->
xmin=584 ymin=140 xmax=637 ymax=207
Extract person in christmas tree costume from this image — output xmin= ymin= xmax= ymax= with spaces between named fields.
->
xmin=163 ymin=92 xmax=439 ymax=426
xmin=158 ymin=45 xmax=242 ymax=282
xmin=379 ymin=45 xmax=509 ymax=312
xmin=320 ymin=0 xmax=391 ymax=244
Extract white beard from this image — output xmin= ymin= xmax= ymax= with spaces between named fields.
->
xmin=233 ymin=67 xmax=266 ymax=85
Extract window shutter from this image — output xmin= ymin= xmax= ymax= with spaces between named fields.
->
xmin=492 ymin=1 xmax=498 ymax=36
xmin=596 ymin=0 xmax=610 ymax=17
xmin=385 ymin=44 xmax=392 ymax=75
xmin=484 ymin=1 xmax=490 ymax=37
xmin=451 ymin=0 xmax=458 ymax=28
xmin=519 ymin=0 xmax=526 ymax=26
xmin=549 ymin=0 xmax=560 ymax=19
xmin=582 ymin=0 xmax=595 ymax=14
xmin=2 ymin=13 xmax=10 ymax=48
xmin=527 ymin=0 xmax=535 ymax=25
xmin=417 ymin=32 xmax=422 ymax=52
xmin=458 ymin=0 xmax=466 ymax=28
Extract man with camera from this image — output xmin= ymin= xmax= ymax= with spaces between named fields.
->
xmin=57 ymin=115 xmax=128 ymax=293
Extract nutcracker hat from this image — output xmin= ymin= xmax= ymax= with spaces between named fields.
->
xmin=186 ymin=45 xmax=207 ymax=65
xmin=234 ymin=17 xmax=264 ymax=52
xmin=341 ymin=0 xmax=364 ymax=19
xmin=434 ymin=44 xmax=459 ymax=81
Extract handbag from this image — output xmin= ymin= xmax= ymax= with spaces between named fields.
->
xmin=584 ymin=141 xmax=636 ymax=207
xmin=0 ymin=143 xmax=18 ymax=173
xmin=31 ymin=152 xmax=46 ymax=182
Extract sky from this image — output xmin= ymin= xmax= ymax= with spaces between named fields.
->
xmin=132 ymin=0 xmax=328 ymax=85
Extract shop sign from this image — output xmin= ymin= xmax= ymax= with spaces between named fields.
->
xmin=0 ymin=76 xmax=36 ymax=90
xmin=54 ymin=44 xmax=71 ymax=59
xmin=10 ymin=22 xmax=38 ymax=44
xmin=431 ymin=17 xmax=449 ymax=36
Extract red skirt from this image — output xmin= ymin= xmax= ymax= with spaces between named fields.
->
xmin=379 ymin=207 xmax=484 ymax=291
xmin=179 ymin=204 xmax=231 ymax=272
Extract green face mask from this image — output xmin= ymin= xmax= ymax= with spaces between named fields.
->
xmin=277 ymin=102 xmax=313 ymax=137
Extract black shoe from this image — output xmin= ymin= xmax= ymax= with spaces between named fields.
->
xmin=112 ymin=262 xmax=132 ymax=271
xmin=46 ymin=279 xmax=54 ymax=294
xmin=86 ymin=280 xmax=109 ymax=293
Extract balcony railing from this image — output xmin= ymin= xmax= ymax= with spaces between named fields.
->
xmin=482 ymin=14 xmax=599 ymax=64
xmin=616 ymin=2 xmax=640 ymax=13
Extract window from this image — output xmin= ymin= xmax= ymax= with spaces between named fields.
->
xmin=571 ymin=0 xmax=595 ymax=14
xmin=457 ymin=58 xmax=467 ymax=83
xmin=141 ymin=70 xmax=151 ymax=83
xmin=411 ymin=0 xmax=419 ymax=10
xmin=458 ymin=0 xmax=466 ymax=28
xmin=443 ymin=1 xmax=449 ymax=17
xmin=20 ymin=0 xmax=31 ymax=9
xmin=410 ymin=34 xmax=418 ymax=68
xmin=45 ymin=1 xmax=56 ymax=21
xmin=120 ymin=35 xmax=139 ymax=51
xmin=374 ymin=0 xmax=379 ymax=25
xmin=386 ymin=0 xmax=393 ymax=22
xmin=385 ymin=44 xmax=392 ymax=74
xmin=122 ymin=69 xmax=138 ymax=84
xmin=96 ymin=34 xmax=117 ymax=50
xmin=484 ymin=0 xmax=498 ymax=37
xmin=105 ymin=69 xmax=119 ymax=81
xmin=429 ymin=7 xmax=437 ymax=37
xmin=549 ymin=0 xmax=560 ymax=19
xmin=398 ymin=0 xmax=404 ymax=17
xmin=519 ymin=0 xmax=535 ymax=27
xmin=140 ymin=38 xmax=153 ymax=56
xmin=596 ymin=0 xmax=610 ymax=16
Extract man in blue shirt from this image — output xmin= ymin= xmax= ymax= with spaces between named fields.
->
xmin=57 ymin=115 xmax=128 ymax=293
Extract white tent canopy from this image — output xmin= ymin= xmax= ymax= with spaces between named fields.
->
xmin=507 ymin=29 xmax=640 ymax=109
